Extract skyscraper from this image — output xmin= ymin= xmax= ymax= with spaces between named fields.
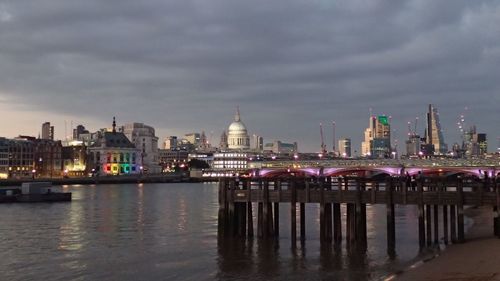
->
xmin=361 ymin=115 xmax=391 ymax=158
xmin=41 ymin=122 xmax=54 ymax=140
xmin=338 ymin=138 xmax=351 ymax=158
xmin=426 ymin=104 xmax=448 ymax=154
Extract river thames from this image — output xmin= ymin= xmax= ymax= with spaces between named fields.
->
xmin=0 ymin=183 xmax=425 ymax=281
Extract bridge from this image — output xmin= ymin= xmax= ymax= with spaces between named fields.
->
xmin=218 ymin=172 xmax=500 ymax=257
xmin=246 ymin=158 xmax=500 ymax=178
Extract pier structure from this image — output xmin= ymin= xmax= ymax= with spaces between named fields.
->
xmin=218 ymin=167 xmax=500 ymax=256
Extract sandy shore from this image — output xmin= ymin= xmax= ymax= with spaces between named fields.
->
xmin=395 ymin=206 xmax=500 ymax=281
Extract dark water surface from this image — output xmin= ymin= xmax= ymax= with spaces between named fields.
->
xmin=0 ymin=183 xmax=422 ymax=281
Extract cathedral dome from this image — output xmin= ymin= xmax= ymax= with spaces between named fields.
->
xmin=228 ymin=120 xmax=247 ymax=134
xmin=227 ymin=107 xmax=250 ymax=150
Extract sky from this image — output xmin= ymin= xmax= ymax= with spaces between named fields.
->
xmin=0 ymin=0 xmax=499 ymax=153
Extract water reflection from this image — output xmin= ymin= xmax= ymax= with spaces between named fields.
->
xmin=0 ymin=183 xmax=420 ymax=281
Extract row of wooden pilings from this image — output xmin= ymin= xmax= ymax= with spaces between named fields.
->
xmin=218 ymin=176 xmax=500 ymax=256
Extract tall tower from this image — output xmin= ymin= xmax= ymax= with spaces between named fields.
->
xmin=41 ymin=122 xmax=54 ymax=140
xmin=426 ymin=104 xmax=448 ymax=154
xmin=361 ymin=115 xmax=390 ymax=157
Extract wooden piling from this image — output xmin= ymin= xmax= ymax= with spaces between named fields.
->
xmin=386 ymin=178 xmax=396 ymax=257
xmin=263 ymin=181 xmax=269 ymax=238
xmin=300 ymin=202 xmax=306 ymax=242
xmin=417 ymin=177 xmax=426 ymax=249
xmin=356 ymin=179 xmax=367 ymax=247
xmin=450 ymin=205 xmax=457 ymax=243
xmin=457 ymin=178 xmax=465 ymax=243
xmin=443 ymin=205 xmax=448 ymax=245
xmin=495 ymin=177 xmax=500 ymax=238
xmin=291 ymin=180 xmax=297 ymax=247
xmin=333 ymin=197 xmax=342 ymax=245
xmin=274 ymin=180 xmax=280 ymax=237
xmin=434 ymin=204 xmax=439 ymax=245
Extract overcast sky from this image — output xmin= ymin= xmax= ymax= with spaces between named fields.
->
xmin=1 ymin=0 xmax=499 ymax=152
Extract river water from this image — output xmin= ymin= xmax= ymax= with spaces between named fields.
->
xmin=0 ymin=183 xmax=423 ymax=281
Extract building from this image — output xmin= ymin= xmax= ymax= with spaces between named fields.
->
xmin=361 ymin=117 xmax=376 ymax=156
xmin=263 ymin=141 xmax=298 ymax=155
xmin=0 ymin=137 xmax=34 ymax=179
xmin=62 ymin=140 xmax=87 ymax=177
xmin=32 ymin=138 xmax=63 ymax=178
xmin=426 ymin=104 xmax=448 ymax=154
xmin=73 ymin=125 xmax=89 ymax=140
xmin=120 ymin=122 xmax=160 ymax=173
xmin=361 ymin=115 xmax=391 ymax=158
xmin=252 ymin=134 xmax=264 ymax=152
xmin=184 ymin=133 xmax=201 ymax=147
xmin=164 ymin=136 xmax=178 ymax=150
xmin=219 ymin=131 xmax=228 ymax=151
xmin=338 ymin=138 xmax=351 ymax=158
xmin=405 ymin=134 xmax=421 ymax=156
xmin=158 ymin=149 xmax=189 ymax=172
xmin=41 ymin=122 xmax=54 ymax=140
xmin=461 ymin=126 xmax=487 ymax=157
xmin=87 ymin=118 xmax=143 ymax=175
xmin=212 ymin=152 xmax=249 ymax=170
xmin=227 ymin=108 xmax=250 ymax=150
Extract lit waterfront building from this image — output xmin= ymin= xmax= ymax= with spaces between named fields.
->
xmin=158 ymin=149 xmax=188 ymax=172
xmin=227 ymin=107 xmax=250 ymax=151
xmin=338 ymin=138 xmax=351 ymax=158
xmin=121 ymin=122 xmax=160 ymax=173
xmin=426 ymin=104 xmax=448 ymax=154
xmin=0 ymin=137 xmax=34 ymax=179
xmin=62 ymin=140 xmax=87 ymax=177
xmin=88 ymin=118 xmax=142 ymax=175
xmin=212 ymin=152 xmax=248 ymax=170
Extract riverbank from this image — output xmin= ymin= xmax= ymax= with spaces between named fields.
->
xmin=0 ymin=174 xmax=217 ymax=186
xmin=395 ymin=206 xmax=500 ymax=281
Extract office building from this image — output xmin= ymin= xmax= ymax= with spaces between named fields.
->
xmin=41 ymin=122 xmax=54 ymax=140
xmin=338 ymin=138 xmax=351 ymax=158
xmin=426 ymin=104 xmax=448 ymax=154
xmin=121 ymin=122 xmax=160 ymax=173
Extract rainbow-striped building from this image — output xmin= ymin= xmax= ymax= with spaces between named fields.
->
xmin=88 ymin=118 xmax=142 ymax=175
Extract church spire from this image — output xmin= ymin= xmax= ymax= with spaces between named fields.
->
xmin=235 ymin=106 xmax=241 ymax=122
xmin=112 ymin=116 xmax=116 ymax=133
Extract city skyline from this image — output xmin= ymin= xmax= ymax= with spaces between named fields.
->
xmin=1 ymin=1 xmax=500 ymax=152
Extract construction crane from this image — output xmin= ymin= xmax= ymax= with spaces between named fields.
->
xmin=414 ymin=117 xmax=419 ymax=136
xmin=332 ymin=121 xmax=336 ymax=156
xmin=319 ymin=123 xmax=327 ymax=156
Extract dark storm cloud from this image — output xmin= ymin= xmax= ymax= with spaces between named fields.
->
xmin=0 ymin=0 xmax=499 ymax=151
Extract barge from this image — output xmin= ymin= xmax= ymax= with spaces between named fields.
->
xmin=0 ymin=182 xmax=71 ymax=203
